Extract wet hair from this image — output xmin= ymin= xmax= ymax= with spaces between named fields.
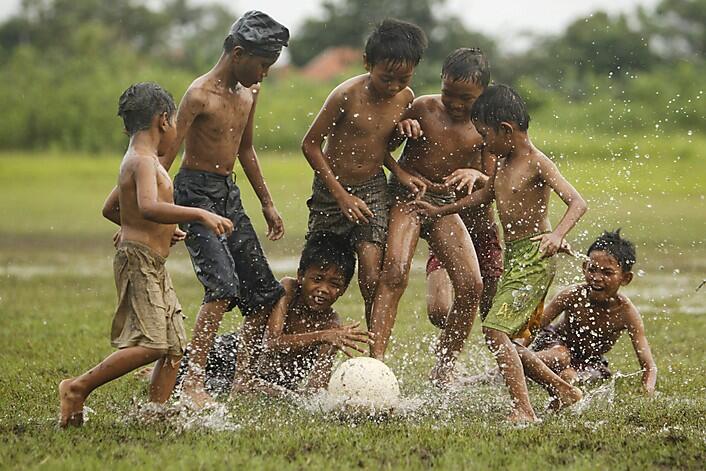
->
xmin=442 ymin=48 xmax=490 ymax=86
xmin=470 ymin=84 xmax=530 ymax=131
xmin=117 ymin=82 xmax=175 ymax=136
xmin=587 ymin=229 xmax=637 ymax=272
xmin=364 ymin=18 xmax=428 ymax=67
xmin=298 ymin=232 xmax=356 ymax=285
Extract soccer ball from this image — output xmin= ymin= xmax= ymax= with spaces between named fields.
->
xmin=327 ymin=357 xmax=400 ymax=413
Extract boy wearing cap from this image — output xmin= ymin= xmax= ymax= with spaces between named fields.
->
xmin=159 ymin=11 xmax=289 ymax=408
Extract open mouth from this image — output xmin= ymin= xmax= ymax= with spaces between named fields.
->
xmin=311 ymin=295 xmax=328 ymax=306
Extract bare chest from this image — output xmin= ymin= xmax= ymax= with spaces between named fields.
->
xmin=194 ymin=89 xmax=253 ymax=143
xmin=340 ymin=100 xmax=406 ymax=139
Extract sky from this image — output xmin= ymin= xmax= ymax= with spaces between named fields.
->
xmin=0 ymin=0 xmax=660 ymax=51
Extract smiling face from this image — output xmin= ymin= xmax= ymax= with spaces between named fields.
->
xmin=583 ymin=250 xmax=633 ymax=303
xmin=441 ymin=77 xmax=485 ymax=121
xmin=298 ymin=264 xmax=347 ymax=312
xmin=365 ymin=60 xmax=415 ymax=99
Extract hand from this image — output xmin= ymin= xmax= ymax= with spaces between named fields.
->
xmin=531 ymin=232 xmax=564 ymax=258
xmin=199 ymin=210 xmax=234 ymax=237
xmin=262 ymin=204 xmax=284 ymax=241
xmin=557 ymin=239 xmax=575 ymax=256
xmin=325 ymin=322 xmax=372 ymax=357
xmin=397 ymin=118 xmax=423 ymax=139
xmin=397 ymin=169 xmax=427 ymax=199
xmin=443 ymin=168 xmax=483 ymax=195
xmin=336 ymin=192 xmax=374 ymax=224
xmin=112 ymin=229 xmax=122 ymax=248
xmin=170 ymin=228 xmax=186 ymax=246
xmin=407 ymin=199 xmax=444 ymax=219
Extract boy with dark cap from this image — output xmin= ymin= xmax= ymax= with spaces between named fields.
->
xmin=302 ymin=19 xmax=429 ymax=328
xmin=159 ymin=11 xmax=290 ymax=408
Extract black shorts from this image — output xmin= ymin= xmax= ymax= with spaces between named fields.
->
xmin=530 ymin=327 xmax=611 ymax=378
xmin=174 ymin=168 xmax=284 ymax=315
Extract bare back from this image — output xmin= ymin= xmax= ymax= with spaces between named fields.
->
xmin=179 ymin=74 xmax=256 ymax=175
xmin=493 ymin=149 xmax=553 ymax=241
xmin=320 ymin=75 xmax=413 ymax=184
xmin=118 ymin=152 xmax=176 ymax=257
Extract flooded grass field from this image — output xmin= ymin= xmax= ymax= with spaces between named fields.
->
xmin=0 ymin=153 xmax=704 ymax=469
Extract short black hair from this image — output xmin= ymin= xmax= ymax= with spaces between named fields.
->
xmin=299 ymin=232 xmax=356 ymax=285
xmin=470 ymin=84 xmax=530 ymax=131
xmin=364 ymin=18 xmax=428 ymax=67
xmin=117 ymin=82 xmax=175 ymax=136
xmin=442 ymin=48 xmax=490 ymax=86
xmin=587 ymin=229 xmax=637 ymax=272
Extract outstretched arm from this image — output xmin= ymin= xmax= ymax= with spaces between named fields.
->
xmin=534 ymin=156 xmax=588 ymax=257
xmin=625 ymin=302 xmax=657 ymax=396
xmin=133 ymin=159 xmax=233 ymax=235
xmin=237 ymin=86 xmax=284 ymax=240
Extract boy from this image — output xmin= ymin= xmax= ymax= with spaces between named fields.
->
xmin=529 ymin=230 xmax=657 ymax=395
xmin=413 ymin=84 xmax=588 ymax=422
xmin=176 ymin=233 xmax=370 ymax=396
xmin=58 ymin=83 xmax=233 ymax=427
xmin=368 ymin=49 xmax=492 ymax=385
xmin=158 ymin=11 xmax=290 ymax=407
xmin=301 ymin=19 xmax=429 ymax=328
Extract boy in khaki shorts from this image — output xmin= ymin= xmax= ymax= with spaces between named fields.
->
xmin=58 ymin=82 xmax=232 ymax=428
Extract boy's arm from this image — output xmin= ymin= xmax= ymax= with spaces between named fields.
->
xmin=387 ymin=102 xmax=423 ymax=151
xmin=237 ymin=86 xmax=284 ymax=241
xmin=538 ymin=287 xmax=574 ymax=331
xmin=383 ymin=152 xmax=428 ymax=197
xmin=532 ymin=155 xmax=588 ymax=257
xmin=133 ymin=159 xmax=233 ymax=235
xmin=102 ymin=186 xmax=121 ymax=226
xmin=157 ymin=87 xmax=204 ymax=171
xmin=301 ymin=88 xmax=374 ymax=223
xmin=625 ymin=302 xmax=657 ymax=396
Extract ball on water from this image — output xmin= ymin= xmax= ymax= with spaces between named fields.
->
xmin=327 ymin=357 xmax=400 ymax=413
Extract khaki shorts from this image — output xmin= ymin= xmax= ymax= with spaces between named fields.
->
xmin=111 ymin=241 xmax=187 ymax=358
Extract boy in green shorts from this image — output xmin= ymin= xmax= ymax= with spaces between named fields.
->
xmin=413 ymin=84 xmax=587 ymax=422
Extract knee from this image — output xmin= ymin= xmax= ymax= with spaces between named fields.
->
xmin=380 ymin=262 xmax=409 ymax=291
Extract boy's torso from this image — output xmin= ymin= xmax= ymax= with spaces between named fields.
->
xmin=494 ymin=151 xmax=552 ymax=241
xmin=181 ymin=75 xmax=256 ymax=176
xmin=556 ymin=287 xmax=631 ymax=357
xmin=323 ymin=74 xmax=412 ymax=185
xmin=119 ymin=152 xmax=175 ymax=258
xmin=400 ymin=95 xmax=483 ymax=184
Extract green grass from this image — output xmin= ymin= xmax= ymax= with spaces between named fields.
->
xmin=1 ymin=152 xmax=705 ymax=470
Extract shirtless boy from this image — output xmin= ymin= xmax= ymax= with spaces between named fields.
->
xmin=369 ymin=49 xmax=493 ymax=385
xmin=175 ymin=233 xmax=370 ymax=396
xmin=58 ymin=83 xmax=232 ymax=427
xmin=301 ymin=19 xmax=429 ymax=327
xmin=158 ymin=11 xmax=290 ymax=407
xmin=529 ymin=230 xmax=657 ymax=395
xmin=416 ymin=84 xmax=588 ymax=422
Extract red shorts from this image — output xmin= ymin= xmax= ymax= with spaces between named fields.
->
xmin=426 ymin=224 xmax=503 ymax=280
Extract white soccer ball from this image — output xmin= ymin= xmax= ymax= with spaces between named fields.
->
xmin=327 ymin=357 xmax=400 ymax=413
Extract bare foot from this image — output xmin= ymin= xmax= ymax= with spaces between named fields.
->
xmin=58 ymin=379 xmax=85 ymax=428
xmin=548 ymin=385 xmax=583 ymax=411
xmin=507 ymin=407 xmax=540 ymax=424
xmin=429 ymin=362 xmax=456 ymax=389
xmin=180 ymin=382 xmax=215 ymax=409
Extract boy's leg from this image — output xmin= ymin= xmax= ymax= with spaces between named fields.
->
xmin=356 ymin=241 xmax=385 ymax=330
xmin=483 ymin=327 xmax=538 ymax=423
xmin=480 ymin=276 xmax=499 ymax=320
xmin=369 ymin=204 xmax=423 ymax=359
xmin=533 ymin=345 xmax=572 ymax=373
xmin=59 ymin=346 xmax=163 ymax=427
xmin=149 ymin=355 xmax=181 ymax=403
xmin=514 ymin=344 xmax=583 ymax=410
xmin=181 ymin=299 xmax=230 ymax=407
xmin=426 ymin=262 xmax=453 ymax=329
xmin=427 ymin=215 xmax=483 ymax=384
xmin=232 ymin=309 xmax=269 ymax=394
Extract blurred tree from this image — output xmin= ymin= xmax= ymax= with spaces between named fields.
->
xmin=288 ymin=0 xmax=497 ymax=72
xmin=642 ymin=0 xmax=705 ymax=61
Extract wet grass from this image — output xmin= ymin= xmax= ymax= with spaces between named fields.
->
xmin=1 ymin=152 xmax=705 ymax=470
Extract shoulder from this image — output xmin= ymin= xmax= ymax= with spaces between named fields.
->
xmin=182 ymin=78 xmax=212 ymax=108
xmin=412 ymin=95 xmax=440 ymax=114
xmin=553 ymin=284 xmax=585 ymax=305
xmin=619 ymin=295 xmax=642 ymax=325
xmin=332 ymin=74 xmax=367 ymax=98
xmin=280 ymin=277 xmax=299 ymax=296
